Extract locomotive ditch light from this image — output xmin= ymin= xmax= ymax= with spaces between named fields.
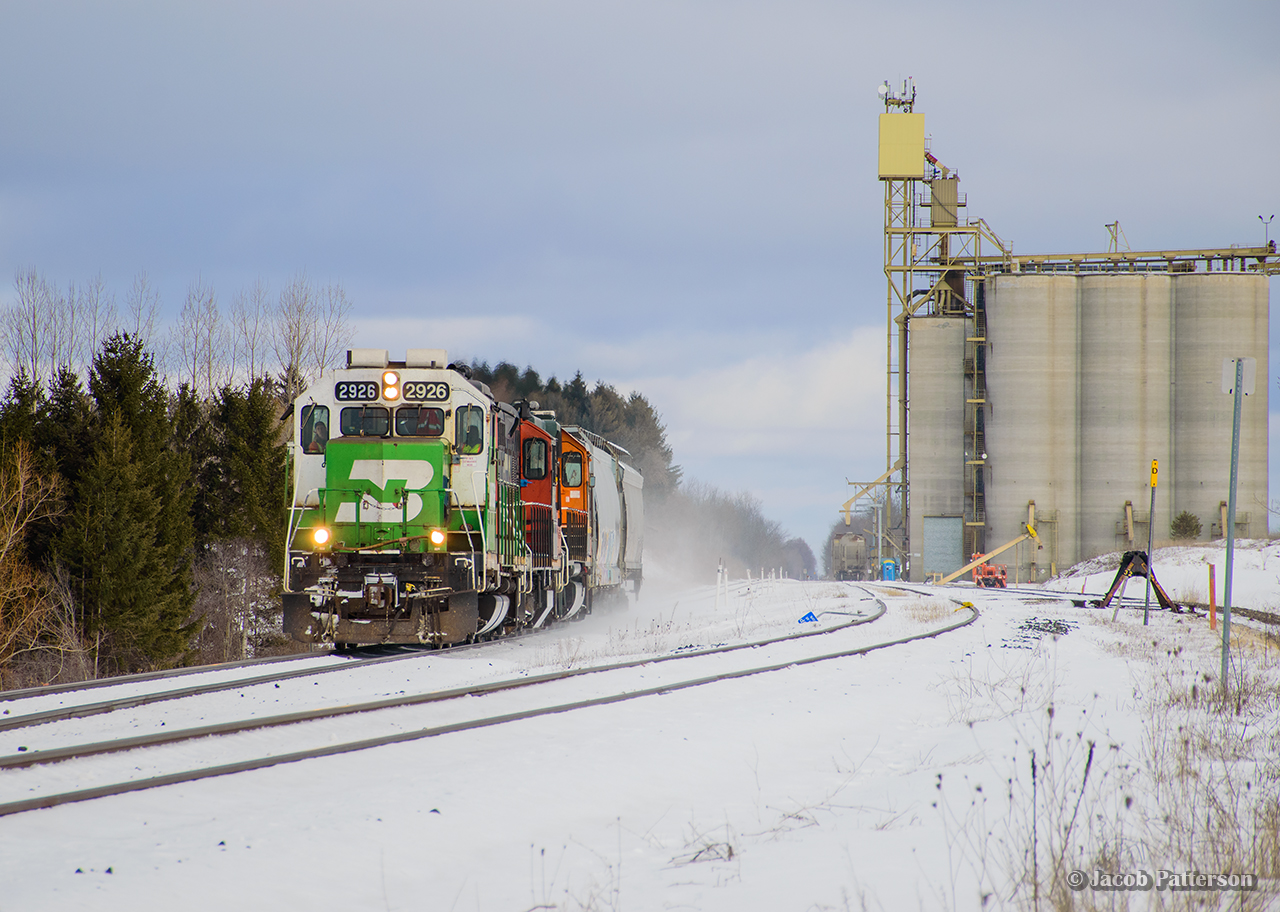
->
xmin=313 ymin=527 xmax=331 ymax=547
xmin=429 ymin=528 xmax=446 ymax=550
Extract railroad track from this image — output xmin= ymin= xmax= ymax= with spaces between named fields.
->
xmin=876 ymin=579 xmax=1193 ymax=613
xmin=0 ymin=588 xmax=977 ymax=818
xmin=0 ymin=649 xmax=325 ymax=703
xmin=0 ymin=610 xmax=642 ymax=734
xmin=0 ymin=647 xmax=446 ymax=734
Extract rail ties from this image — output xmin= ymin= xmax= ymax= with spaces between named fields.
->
xmin=0 ymin=597 xmax=987 ymax=819
xmin=0 ymin=648 xmax=441 ymax=734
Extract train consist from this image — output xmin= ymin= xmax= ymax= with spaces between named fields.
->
xmin=282 ymin=349 xmax=644 ymax=647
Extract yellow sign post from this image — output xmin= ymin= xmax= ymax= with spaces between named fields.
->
xmin=1144 ymin=459 xmax=1158 ymax=625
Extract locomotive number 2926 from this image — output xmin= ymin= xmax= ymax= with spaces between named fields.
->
xmin=334 ymin=381 xmax=381 ymax=401
xmin=403 ymin=381 xmax=449 ymax=401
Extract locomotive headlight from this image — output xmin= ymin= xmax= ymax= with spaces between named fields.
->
xmin=313 ymin=527 xmax=331 ymax=546
xmin=429 ymin=528 xmax=446 ymax=546
xmin=382 ymin=370 xmax=400 ymax=401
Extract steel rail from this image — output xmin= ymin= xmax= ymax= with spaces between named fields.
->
xmin=1 ymin=597 xmax=880 ymax=770
xmin=0 ymin=595 xmax=978 ymax=818
xmin=0 ymin=591 xmax=646 ymax=707
xmin=0 ymin=650 xmax=328 ymax=702
xmin=0 ymin=603 xmax=655 ymax=732
xmin=875 ymin=580 xmax=1181 ymax=612
xmin=0 ymin=646 xmax=473 ymax=734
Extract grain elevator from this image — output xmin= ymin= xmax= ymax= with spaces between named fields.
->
xmin=845 ymin=81 xmax=1277 ymax=583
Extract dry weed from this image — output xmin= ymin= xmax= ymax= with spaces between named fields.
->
xmin=904 ymin=599 xmax=952 ymax=624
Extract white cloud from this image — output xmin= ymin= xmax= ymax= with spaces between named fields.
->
xmin=637 ymin=325 xmax=883 ymax=459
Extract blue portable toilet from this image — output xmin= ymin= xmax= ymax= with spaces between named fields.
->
xmin=881 ymin=559 xmax=897 ymax=581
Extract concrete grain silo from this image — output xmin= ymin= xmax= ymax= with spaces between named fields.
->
xmin=906 ymin=317 xmax=967 ymax=578
xmin=872 ymin=88 xmax=1277 ymax=583
xmin=978 ymin=272 xmax=1268 ymax=580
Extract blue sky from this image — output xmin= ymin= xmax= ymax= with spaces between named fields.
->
xmin=1 ymin=0 xmax=1277 ymax=556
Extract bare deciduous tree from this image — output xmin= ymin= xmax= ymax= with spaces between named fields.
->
xmin=189 ymin=539 xmax=283 ymax=663
xmin=0 ymin=444 xmax=89 ymax=688
xmin=3 ymin=269 xmax=94 ymax=388
xmin=46 ymin=281 xmax=78 ymax=379
xmin=230 ymin=277 xmax=272 ymax=383
xmin=274 ymin=271 xmax=314 ymax=401
xmin=272 ymin=273 xmax=355 ymax=401
xmin=311 ymin=281 xmax=355 ymax=380
xmin=5 ymin=268 xmax=51 ymax=381
xmin=125 ymin=271 xmax=164 ymax=358
xmin=77 ymin=273 xmax=118 ymax=375
xmin=171 ymin=278 xmax=227 ymax=396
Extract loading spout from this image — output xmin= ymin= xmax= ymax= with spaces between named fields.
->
xmin=936 ymin=525 xmax=1037 ymax=586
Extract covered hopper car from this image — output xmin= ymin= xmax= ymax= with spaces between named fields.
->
xmin=282 ymin=348 xmax=643 ymax=647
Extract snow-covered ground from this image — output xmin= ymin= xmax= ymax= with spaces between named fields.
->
xmin=1 ymin=552 xmax=1278 ymax=911
xmin=1047 ymin=539 xmax=1280 ymax=616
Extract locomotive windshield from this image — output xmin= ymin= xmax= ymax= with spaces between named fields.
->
xmin=561 ymin=451 xmax=582 ymax=486
xmin=340 ymin=406 xmax=390 ymax=437
xmin=301 ymin=404 xmax=330 ymax=454
xmin=456 ymin=405 xmax=485 ymax=455
xmin=523 ymin=438 xmax=548 ymax=480
xmin=395 ymin=406 xmax=445 ymax=437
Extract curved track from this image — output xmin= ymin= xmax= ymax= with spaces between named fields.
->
xmin=0 ymin=588 xmax=979 ymax=818
xmin=877 ymin=579 xmax=1190 ymax=613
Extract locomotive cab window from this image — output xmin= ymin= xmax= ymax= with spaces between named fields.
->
xmin=340 ymin=406 xmax=390 ymax=437
xmin=561 ymin=451 xmax=582 ymax=487
xmin=456 ymin=405 xmax=485 ymax=455
xmin=301 ymin=405 xmax=330 ymax=454
xmin=523 ymin=437 xmax=548 ymax=480
xmin=395 ymin=406 xmax=445 ymax=437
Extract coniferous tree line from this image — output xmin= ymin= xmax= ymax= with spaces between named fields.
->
xmin=0 ymin=269 xmax=350 ymax=687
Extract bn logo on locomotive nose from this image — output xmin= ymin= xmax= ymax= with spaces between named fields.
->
xmin=334 ymin=460 xmax=435 ymax=523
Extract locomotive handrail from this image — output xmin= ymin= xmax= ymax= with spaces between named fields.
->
xmin=283 ymin=488 xmax=321 ymax=592
xmin=556 ymin=526 xmax=570 ymax=592
xmin=520 ymin=542 xmax=535 ymax=595
xmin=470 ymin=470 xmax=489 ymax=587
xmin=446 ymin=486 xmax=476 ymax=591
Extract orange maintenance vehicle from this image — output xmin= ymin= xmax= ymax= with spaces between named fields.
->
xmin=970 ymin=556 xmax=1008 ymax=588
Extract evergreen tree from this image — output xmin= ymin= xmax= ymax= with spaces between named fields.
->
xmin=59 ymin=414 xmax=194 ymax=674
xmin=0 ymin=371 xmax=45 ymax=454
xmin=57 ymin=334 xmax=197 ymax=672
xmin=560 ymin=372 xmax=591 ymax=425
xmin=39 ymin=367 xmax=94 ymax=489
xmin=1170 ymin=511 xmax=1202 ymax=541
xmin=173 ymin=383 xmax=221 ymax=547
xmin=207 ymin=378 xmax=288 ymax=561
xmin=20 ymin=368 xmax=94 ymax=566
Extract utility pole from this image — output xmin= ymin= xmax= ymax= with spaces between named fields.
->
xmin=1221 ymin=357 xmax=1255 ymax=692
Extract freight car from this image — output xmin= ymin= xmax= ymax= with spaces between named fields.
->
xmin=831 ymin=532 xmax=869 ymax=581
xmin=282 ymin=349 xmax=643 ymax=647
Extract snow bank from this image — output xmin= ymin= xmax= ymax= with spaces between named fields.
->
xmin=1045 ymin=540 xmax=1280 ymax=614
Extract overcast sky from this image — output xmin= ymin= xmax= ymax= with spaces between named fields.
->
xmin=2 ymin=0 xmax=1277 ymax=556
